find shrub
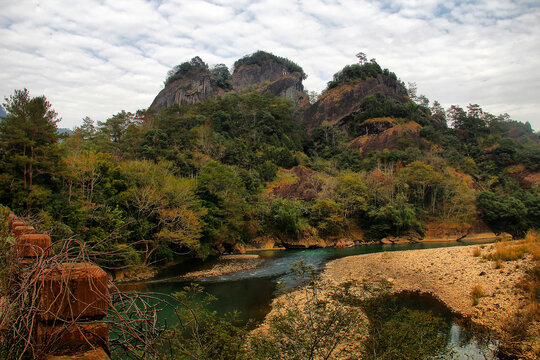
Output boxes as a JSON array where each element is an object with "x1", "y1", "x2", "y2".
[
  {"x1": 245, "y1": 261, "x2": 366, "y2": 359},
  {"x1": 360, "y1": 292, "x2": 451, "y2": 360},
  {"x1": 165, "y1": 284, "x2": 250, "y2": 360},
  {"x1": 309, "y1": 199, "x2": 345, "y2": 237}
]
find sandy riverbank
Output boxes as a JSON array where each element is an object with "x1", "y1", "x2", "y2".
[
  {"x1": 323, "y1": 245, "x2": 539, "y2": 358},
  {"x1": 175, "y1": 258, "x2": 263, "y2": 280},
  {"x1": 113, "y1": 255, "x2": 263, "y2": 283}
]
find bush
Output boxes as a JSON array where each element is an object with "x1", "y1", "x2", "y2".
[
  {"x1": 360, "y1": 292, "x2": 451, "y2": 360},
  {"x1": 477, "y1": 191, "x2": 529, "y2": 239},
  {"x1": 245, "y1": 261, "x2": 365, "y2": 359},
  {"x1": 365, "y1": 195, "x2": 424, "y2": 239},
  {"x1": 487, "y1": 241, "x2": 530, "y2": 261},
  {"x1": 364, "y1": 308, "x2": 449, "y2": 360},
  {"x1": 165, "y1": 284, "x2": 250, "y2": 360}
]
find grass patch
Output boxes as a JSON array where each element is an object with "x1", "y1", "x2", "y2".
[
  {"x1": 488, "y1": 230, "x2": 540, "y2": 357},
  {"x1": 471, "y1": 284, "x2": 486, "y2": 306},
  {"x1": 485, "y1": 231, "x2": 539, "y2": 262},
  {"x1": 518, "y1": 263, "x2": 540, "y2": 319},
  {"x1": 472, "y1": 246, "x2": 481, "y2": 257},
  {"x1": 487, "y1": 242, "x2": 529, "y2": 261}
]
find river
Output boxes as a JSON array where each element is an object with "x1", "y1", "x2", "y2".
[{"x1": 119, "y1": 239, "x2": 499, "y2": 359}]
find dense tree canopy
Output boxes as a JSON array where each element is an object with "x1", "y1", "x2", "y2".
[
  {"x1": 234, "y1": 50, "x2": 306, "y2": 79},
  {"x1": 165, "y1": 56, "x2": 210, "y2": 86},
  {"x1": 1, "y1": 57, "x2": 538, "y2": 270},
  {"x1": 326, "y1": 60, "x2": 397, "y2": 91},
  {"x1": 0, "y1": 89, "x2": 62, "y2": 211}
]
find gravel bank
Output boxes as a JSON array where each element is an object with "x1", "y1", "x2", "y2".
[
  {"x1": 176, "y1": 258, "x2": 263, "y2": 280},
  {"x1": 323, "y1": 245, "x2": 538, "y2": 356}
]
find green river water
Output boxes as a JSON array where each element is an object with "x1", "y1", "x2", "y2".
[{"x1": 119, "y1": 239, "x2": 501, "y2": 359}]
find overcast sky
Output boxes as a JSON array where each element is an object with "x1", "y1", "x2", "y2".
[{"x1": 1, "y1": 0, "x2": 539, "y2": 130}]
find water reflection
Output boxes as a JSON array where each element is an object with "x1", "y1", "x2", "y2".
[
  {"x1": 362, "y1": 291, "x2": 498, "y2": 360},
  {"x1": 118, "y1": 239, "x2": 499, "y2": 356}
]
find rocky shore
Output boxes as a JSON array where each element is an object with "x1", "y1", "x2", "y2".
[{"x1": 323, "y1": 245, "x2": 539, "y2": 358}]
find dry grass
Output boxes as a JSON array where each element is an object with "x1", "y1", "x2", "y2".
[
  {"x1": 518, "y1": 263, "x2": 540, "y2": 319},
  {"x1": 525, "y1": 230, "x2": 540, "y2": 260},
  {"x1": 471, "y1": 283, "x2": 486, "y2": 306},
  {"x1": 472, "y1": 246, "x2": 481, "y2": 257},
  {"x1": 486, "y1": 230, "x2": 539, "y2": 320},
  {"x1": 487, "y1": 242, "x2": 529, "y2": 261},
  {"x1": 485, "y1": 231, "x2": 540, "y2": 262}
]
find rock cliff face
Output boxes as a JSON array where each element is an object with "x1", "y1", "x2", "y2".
[
  {"x1": 300, "y1": 74, "x2": 408, "y2": 132},
  {"x1": 150, "y1": 55, "x2": 307, "y2": 111},
  {"x1": 150, "y1": 74, "x2": 224, "y2": 110},
  {"x1": 232, "y1": 62, "x2": 305, "y2": 104}
]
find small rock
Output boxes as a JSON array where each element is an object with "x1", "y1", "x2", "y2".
[{"x1": 479, "y1": 271, "x2": 486, "y2": 276}]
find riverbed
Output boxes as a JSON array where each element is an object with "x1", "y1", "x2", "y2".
[{"x1": 118, "y1": 239, "x2": 498, "y2": 325}]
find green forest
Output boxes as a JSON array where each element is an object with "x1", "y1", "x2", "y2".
[{"x1": 1, "y1": 56, "x2": 539, "y2": 270}]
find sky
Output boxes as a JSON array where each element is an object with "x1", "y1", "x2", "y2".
[{"x1": 1, "y1": 0, "x2": 539, "y2": 130}]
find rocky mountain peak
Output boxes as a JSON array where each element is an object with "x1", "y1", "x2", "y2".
[
  {"x1": 232, "y1": 51, "x2": 306, "y2": 104},
  {"x1": 300, "y1": 73, "x2": 408, "y2": 133},
  {"x1": 149, "y1": 51, "x2": 308, "y2": 111},
  {"x1": 149, "y1": 57, "x2": 225, "y2": 110}
]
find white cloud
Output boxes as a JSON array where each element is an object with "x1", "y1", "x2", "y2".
[{"x1": 0, "y1": 0, "x2": 539, "y2": 130}]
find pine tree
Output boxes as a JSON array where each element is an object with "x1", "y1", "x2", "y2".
[{"x1": 0, "y1": 89, "x2": 61, "y2": 210}]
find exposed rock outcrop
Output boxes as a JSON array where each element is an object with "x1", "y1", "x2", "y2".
[
  {"x1": 300, "y1": 74, "x2": 408, "y2": 132},
  {"x1": 278, "y1": 225, "x2": 331, "y2": 249},
  {"x1": 232, "y1": 62, "x2": 305, "y2": 104},
  {"x1": 150, "y1": 74, "x2": 224, "y2": 110},
  {"x1": 150, "y1": 52, "x2": 307, "y2": 111}
]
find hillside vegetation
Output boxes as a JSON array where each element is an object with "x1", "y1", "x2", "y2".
[{"x1": 1, "y1": 55, "x2": 539, "y2": 270}]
